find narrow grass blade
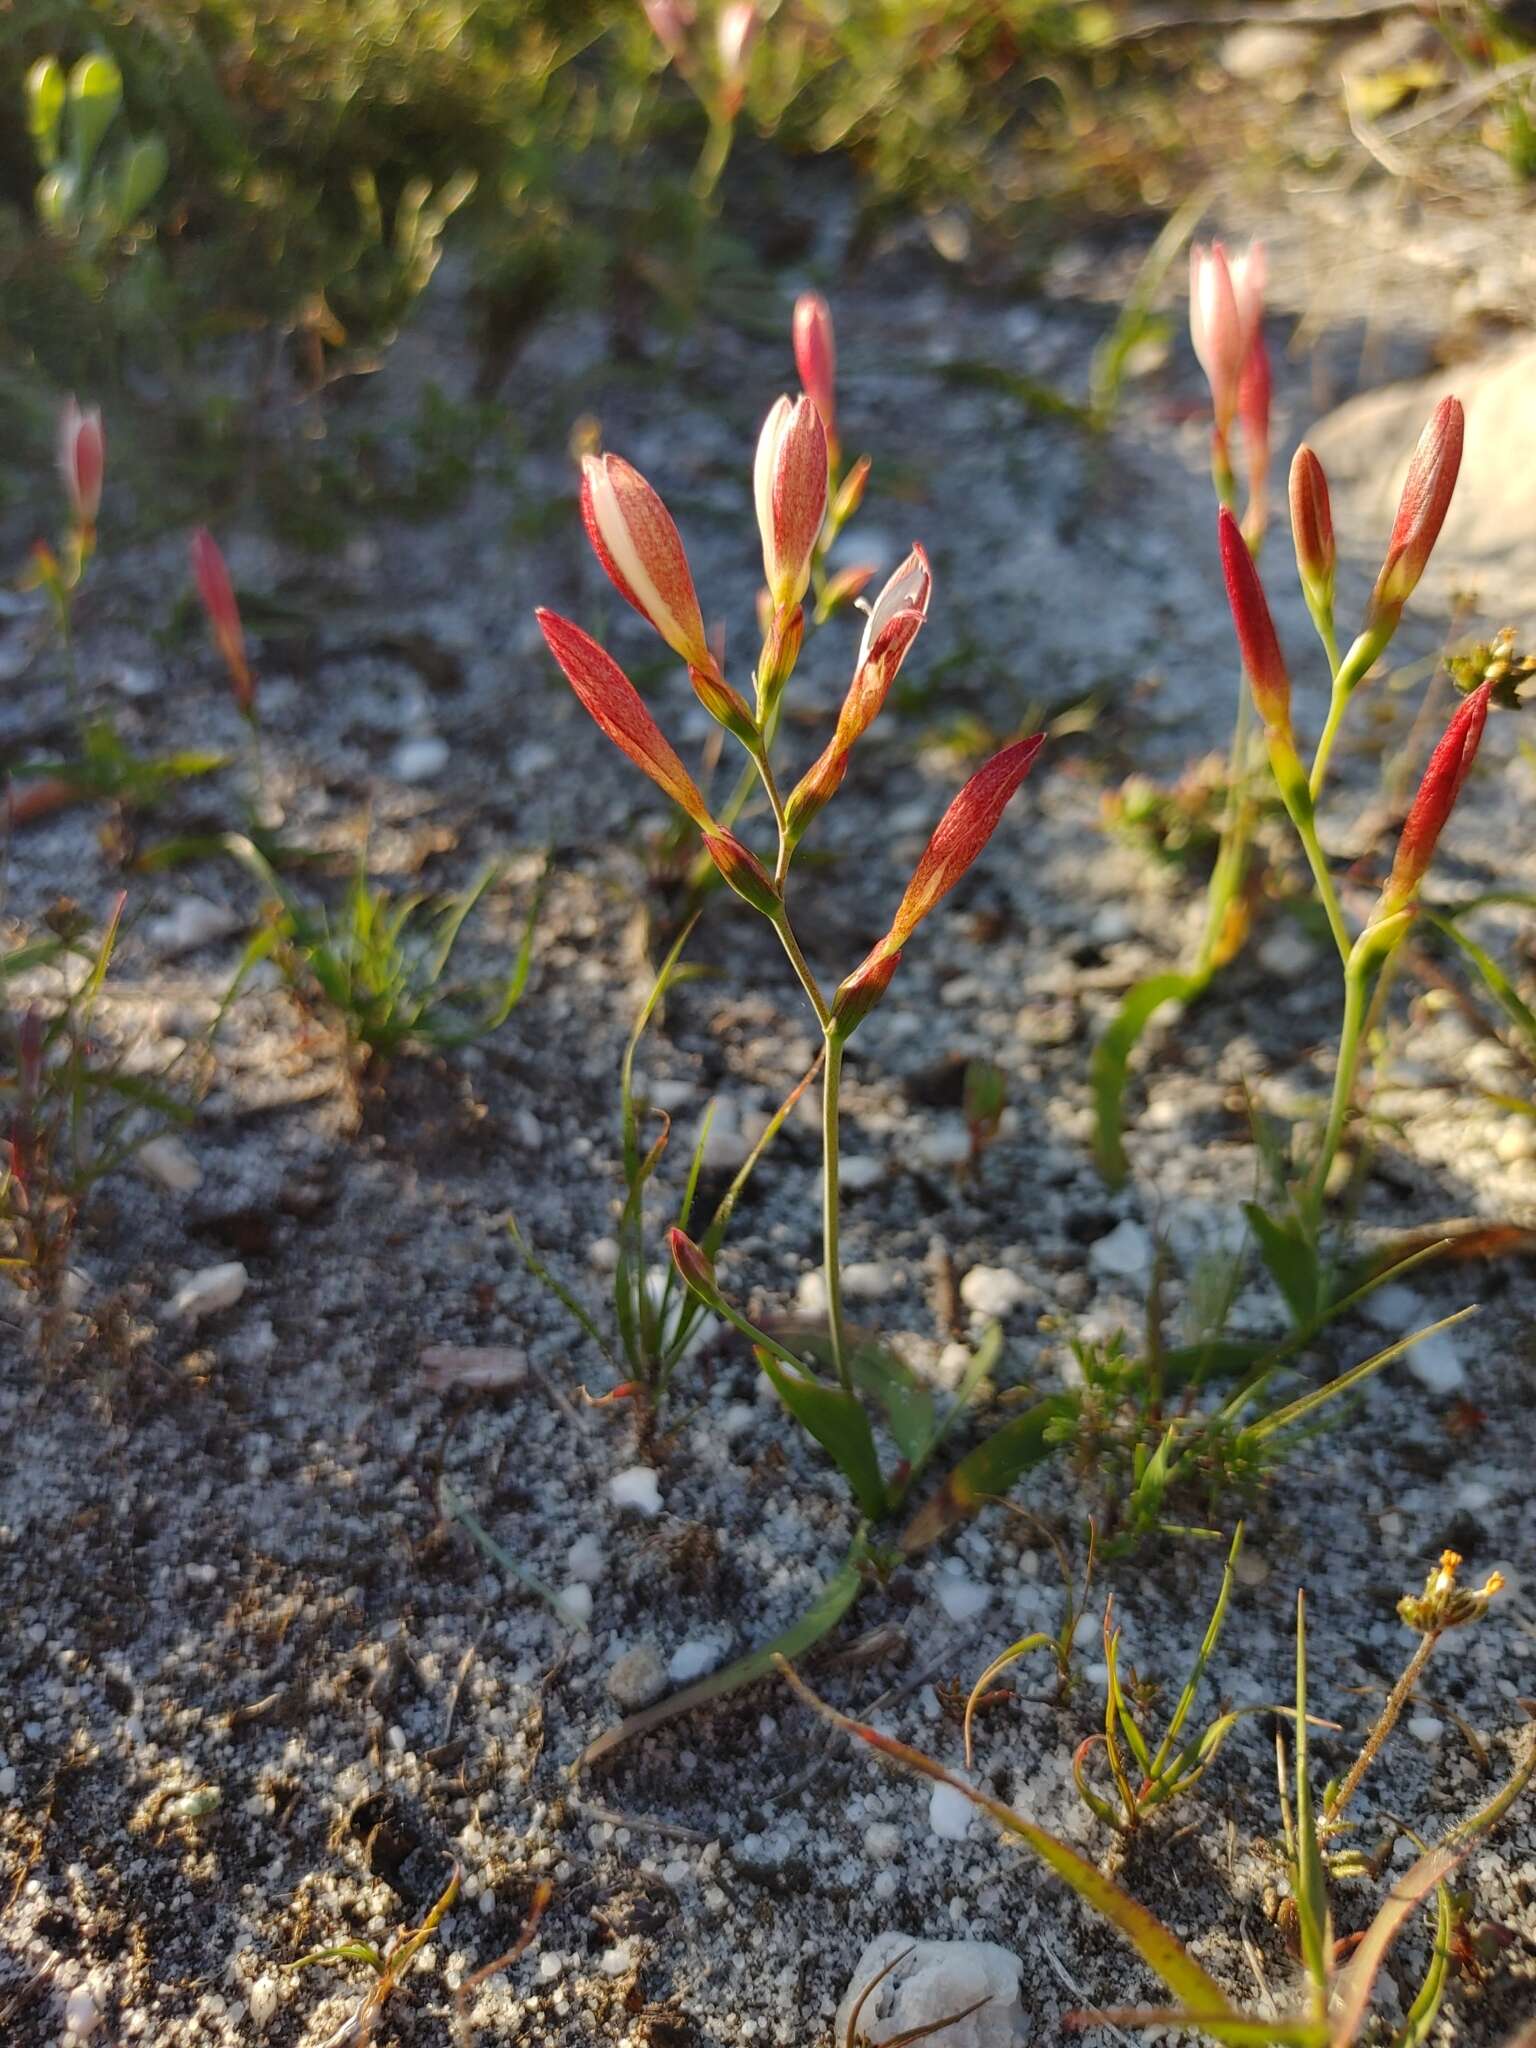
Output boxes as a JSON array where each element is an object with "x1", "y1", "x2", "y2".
[
  {"x1": 1389, "y1": 1880, "x2": 1453, "y2": 2048},
  {"x1": 1148, "y1": 1523, "x2": 1243, "y2": 1779},
  {"x1": 778, "y1": 1661, "x2": 1240, "y2": 2019},
  {"x1": 579, "y1": 1539, "x2": 868, "y2": 1768},
  {"x1": 1092, "y1": 971, "x2": 1201, "y2": 1187},
  {"x1": 1078, "y1": 2014, "x2": 1327, "y2": 2046},
  {"x1": 506, "y1": 1211, "x2": 614, "y2": 1365},
  {"x1": 1326, "y1": 1844, "x2": 1461, "y2": 2048},
  {"x1": 1249, "y1": 1308, "x2": 1477, "y2": 1442},
  {"x1": 901, "y1": 1395, "x2": 1077, "y2": 1553},
  {"x1": 439, "y1": 1481, "x2": 588, "y2": 1630},
  {"x1": 1424, "y1": 908, "x2": 1536, "y2": 1057},
  {"x1": 1292, "y1": 1593, "x2": 1333, "y2": 2012}
]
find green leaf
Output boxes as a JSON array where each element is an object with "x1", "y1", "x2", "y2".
[
  {"x1": 1244, "y1": 1202, "x2": 1320, "y2": 1328},
  {"x1": 901, "y1": 1395, "x2": 1078, "y2": 1552},
  {"x1": 105, "y1": 133, "x2": 168, "y2": 226},
  {"x1": 26, "y1": 57, "x2": 65, "y2": 168},
  {"x1": 784, "y1": 1327, "x2": 934, "y2": 1467},
  {"x1": 780, "y1": 1664, "x2": 1241, "y2": 2021},
  {"x1": 579, "y1": 1538, "x2": 868, "y2": 1768},
  {"x1": 67, "y1": 52, "x2": 123, "y2": 177},
  {"x1": 1092, "y1": 972, "x2": 1202, "y2": 1187},
  {"x1": 37, "y1": 164, "x2": 83, "y2": 234},
  {"x1": 1087, "y1": 2015, "x2": 1327, "y2": 2046},
  {"x1": 757, "y1": 1348, "x2": 888, "y2": 1521}
]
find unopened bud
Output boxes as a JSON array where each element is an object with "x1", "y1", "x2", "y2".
[
  {"x1": 1288, "y1": 445, "x2": 1336, "y2": 619},
  {"x1": 1372, "y1": 680, "x2": 1491, "y2": 923},
  {"x1": 754, "y1": 396, "x2": 829, "y2": 611},
  {"x1": 792, "y1": 291, "x2": 837, "y2": 462},
  {"x1": 704, "y1": 830, "x2": 779, "y2": 917},
  {"x1": 756, "y1": 603, "x2": 804, "y2": 708},
  {"x1": 1367, "y1": 397, "x2": 1464, "y2": 630},
  {"x1": 1218, "y1": 507, "x2": 1291, "y2": 737}
]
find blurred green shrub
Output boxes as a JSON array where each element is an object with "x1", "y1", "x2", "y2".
[{"x1": 0, "y1": 3, "x2": 1190, "y2": 395}]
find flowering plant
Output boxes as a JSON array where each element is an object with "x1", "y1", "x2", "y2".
[
  {"x1": 1219, "y1": 397, "x2": 1487, "y2": 1319},
  {"x1": 536, "y1": 293, "x2": 1043, "y2": 1520}
]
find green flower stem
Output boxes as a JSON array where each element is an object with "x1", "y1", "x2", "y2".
[
  {"x1": 821, "y1": 1030, "x2": 851, "y2": 1395},
  {"x1": 1192, "y1": 680, "x2": 1256, "y2": 981},
  {"x1": 1308, "y1": 634, "x2": 1380, "y2": 799},
  {"x1": 1287, "y1": 797, "x2": 1354, "y2": 971},
  {"x1": 1307, "y1": 955, "x2": 1369, "y2": 1224},
  {"x1": 768, "y1": 906, "x2": 831, "y2": 1032},
  {"x1": 692, "y1": 108, "x2": 735, "y2": 208}
]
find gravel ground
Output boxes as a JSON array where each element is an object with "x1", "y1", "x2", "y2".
[{"x1": 3, "y1": 185, "x2": 1536, "y2": 2047}]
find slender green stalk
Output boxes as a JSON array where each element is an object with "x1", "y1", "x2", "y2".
[
  {"x1": 1309, "y1": 692, "x2": 1350, "y2": 801},
  {"x1": 692, "y1": 110, "x2": 734, "y2": 206},
  {"x1": 1193, "y1": 682, "x2": 1256, "y2": 979},
  {"x1": 1308, "y1": 958, "x2": 1369, "y2": 1221},
  {"x1": 821, "y1": 1031, "x2": 851, "y2": 1395},
  {"x1": 1289, "y1": 805, "x2": 1354, "y2": 969},
  {"x1": 769, "y1": 908, "x2": 831, "y2": 1031}
]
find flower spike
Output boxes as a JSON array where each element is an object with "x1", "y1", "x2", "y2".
[
  {"x1": 1374, "y1": 680, "x2": 1491, "y2": 922},
  {"x1": 581, "y1": 453, "x2": 717, "y2": 676},
  {"x1": 190, "y1": 528, "x2": 254, "y2": 715},
  {"x1": 832, "y1": 734, "x2": 1043, "y2": 1033},
  {"x1": 754, "y1": 395, "x2": 828, "y2": 612},
  {"x1": 1218, "y1": 507, "x2": 1291, "y2": 739},
  {"x1": 1368, "y1": 396, "x2": 1464, "y2": 626},
  {"x1": 58, "y1": 397, "x2": 105, "y2": 536},
  {"x1": 536, "y1": 609, "x2": 711, "y2": 827},
  {"x1": 792, "y1": 292, "x2": 838, "y2": 463}
]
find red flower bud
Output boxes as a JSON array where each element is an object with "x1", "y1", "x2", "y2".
[
  {"x1": 536, "y1": 608, "x2": 711, "y2": 827},
  {"x1": 792, "y1": 292, "x2": 837, "y2": 459},
  {"x1": 581, "y1": 453, "x2": 716, "y2": 675},
  {"x1": 1288, "y1": 445, "x2": 1335, "y2": 613},
  {"x1": 702, "y1": 829, "x2": 779, "y2": 917},
  {"x1": 688, "y1": 663, "x2": 757, "y2": 745},
  {"x1": 190, "y1": 528, "x2": 254, "y2": 715},
  {"x1": 1369, "y1": 397, "x2": 1463, "y2": 622},
  {"x1": 754, "y1": 395, "x2": 828, "y2": 611},
  {"x1": 1218, "y1": 506, "x2": 1291, "y2": 736},
  {"x1": 786, "y1": 546, "x2": 931, "y2": 841},
  {"x1": 667, "y1": 1225, "x2": 722, "y2": 1304},
  {"x1": 1375, "y1": 680, "x2": 1491, "y2": 920},
  {"x1": 58, "y1": 397, "x2": 104, "y2": 534},
  {"x1": 832, "y1": 734, "x2": 1043, "y2": 1032}
]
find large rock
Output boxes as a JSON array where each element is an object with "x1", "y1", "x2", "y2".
[
  {"x1": 1307, "y1": 343, "x2": 1536, "y2": 629},
  {"x1": 836, "y1": 1934, "x2": 1028, "y2": 2048}
]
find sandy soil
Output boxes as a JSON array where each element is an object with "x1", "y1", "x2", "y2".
[{"x1": 3, "y1": 183, "x2": 1536, "y2": 2046}]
